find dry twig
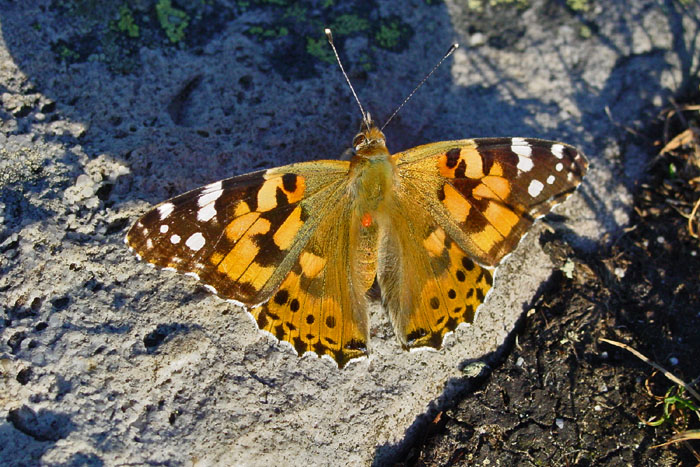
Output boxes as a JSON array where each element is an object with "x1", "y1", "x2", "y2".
[
  {"x1": 599, "y1": 338, "x2": 700, "y2": 402},
  {"x1": 690, "y1": 197, "x2": 700, "y2": 239}
]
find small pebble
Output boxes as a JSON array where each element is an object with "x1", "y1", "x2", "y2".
[
  {"x1": 555, "y1": 418, "x2": 565, "y2": 429},
  {"x1": 469, "y1": 33, "x2": 486, "y2": 47}
]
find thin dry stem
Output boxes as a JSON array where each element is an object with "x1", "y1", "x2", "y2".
[
  {"x1": 690, "y1": 197, "x2": 700, "y2": 239},
  {"x1": 599, "y1": 338, "x2": 700, "y2": 402}
]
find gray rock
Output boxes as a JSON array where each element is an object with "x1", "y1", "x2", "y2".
[{"x1": 0, "y1": 0, "x2": 696, "y2": 465}]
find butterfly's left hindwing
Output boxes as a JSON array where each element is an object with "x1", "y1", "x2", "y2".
[{"x1": 249, "y1": 195, "x2": 376, "y2": 367}]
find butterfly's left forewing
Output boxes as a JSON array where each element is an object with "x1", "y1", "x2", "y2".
[{"x1": 126, "y1": 161, "x2": 351, "y2": 305}]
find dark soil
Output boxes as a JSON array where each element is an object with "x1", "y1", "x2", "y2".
[{"x1": 398, "y1": 103, "x2": 700, "y2": 465}]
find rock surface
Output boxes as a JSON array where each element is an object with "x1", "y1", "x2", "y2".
[{"x1": 1, "y1": 0, "x2": 696, "y2": 465}]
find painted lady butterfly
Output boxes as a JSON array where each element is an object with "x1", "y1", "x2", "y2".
[{"x1": 125, "y1": 33, "x2": 588, "y2": 368}]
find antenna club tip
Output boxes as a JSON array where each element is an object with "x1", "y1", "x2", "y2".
[
  {"x1": 324, "y1": 28, "x2": 333, "y2": 39},
  {"x1": 453, "y1": 43, "x2": 460, "y2": 49}
]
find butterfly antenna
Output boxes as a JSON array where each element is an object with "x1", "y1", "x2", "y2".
[
  {"x1": 381, "y1": 43, "x2": 460, "y2": 131},
  {"x1": 325, "y1": 28, "x2": 370, "y2": 126}
]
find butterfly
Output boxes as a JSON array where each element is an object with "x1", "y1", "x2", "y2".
[
  {"x1": 125, "y1": 33, "x2": 588, "y2": 368},
  {"x1": 125, "y1": 111, "x2": 587, "y2": 367}
]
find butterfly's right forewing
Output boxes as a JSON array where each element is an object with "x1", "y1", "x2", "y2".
[{"x1": 394, "y1": 138, "x2": 588, "y2": 266}]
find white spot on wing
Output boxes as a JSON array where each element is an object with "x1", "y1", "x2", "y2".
[
  {"x1": 185, "y1": 232, "x2": 206, "y2": 251},
  {"x1": 555, "y1": 162, "x2": 564, "y2": 172},
  {"x1": 198, "y1": 181, "x2": 223, "y2": 205},
  {"x1": 197, "y1": 204, "x2": 217, "y2": 222},
  {"x1": 528, "y1": 179, "x2": 544, "y2": 197},
  {"x1": 158, "y1": 202, "x2": 175, "y2": 219},
  {"x1": 512, "y1": 138, "x2": 533, "y2": 172},
  {"x1": 552, "y1": 144, "x2": 565, "y2": 159},
  {"x1": 160, "y1": 224, "x2": 169, "y2": 233},
  {"x1": 146, "y1": 239, "x2": 153, "y2": 249},
  {"x1": 546, "y1": 175, "x2": 556, "y2": 185},
  {"x1": 511, "y1": 138, "x2": 532, "y2": 157},
  {"x1": 517, "y1": 155, "x2": 534, "y2": 172},
  {"x1": 170, "y1": 234, "x2": 181, "y2": 244}
]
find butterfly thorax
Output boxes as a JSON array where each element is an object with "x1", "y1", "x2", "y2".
[{"x1": 348, "y1": 122, "x2": 394, "y2": 217}]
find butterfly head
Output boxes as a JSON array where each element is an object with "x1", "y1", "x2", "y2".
[{"x1": 352, "y1": 113, "x2": 388, "y2": 158}]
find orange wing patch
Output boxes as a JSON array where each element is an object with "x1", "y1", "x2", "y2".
[
  {"x1": 438, "y1": 146, "x2": 485, "y2": 179},
  {"x1": 257, "y1": 173, "x2": 306, "y2": 212},
  {"x1": 273, "y1": 205, "x2": 304, "y2": 250}
]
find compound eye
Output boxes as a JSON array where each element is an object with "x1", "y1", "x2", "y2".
[{"x1": 353, "y1": 134, "x2": 367, "y2": 149}]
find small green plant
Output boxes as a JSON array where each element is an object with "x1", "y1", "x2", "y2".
[
  {"x1": 668, "y1": 162, "x2": 677, "y2": 179},
  {"x1": 330, "y1": 14, "x2": 369, "y2": 36},
  {"x1": 247, "y1": 25, "x2": 289, "y2": 38},
  {"x1": 375, "y1": 23, "x2": 401, "y2": 49},
  {"x1": 156, "y1": 0, "x2": 190, "y2": 43},
  {"x1": 117, "y1": 5, "x2": 139, "y2": 38},
  {"x1": 374, "y1": 17, "x2": 412, "y2": 51},
  {"x1": 642, "y1": 379, "x2": 699, "y2": 433},
  {"x1": 566, "y1": 0, "x2": 591, "y2": 12},
  {"x1": 579, "y1": 24, "x2": 592, "y2": 39},
  {"x1": 58, "y1": 45, "x2": 80, "y2": 62}
]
